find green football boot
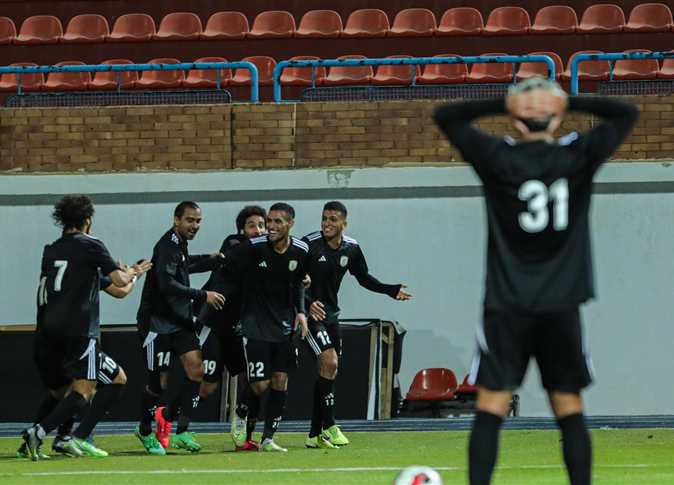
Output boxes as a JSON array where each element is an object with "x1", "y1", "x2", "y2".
[
  {"x1": 305, "y1": 434, "x2": 337, "y2": 449},
  {"x1": 72, "y1": 437, "x2": 108, "y2": 457},
  {"x1": 230, "y1": 413, "x2": 247, "y2": 448},
  {"x1": 171, "y1": 432, "x2": 201, "y2": 452},
  {"x1": 134, "y1": 426, "x2": 166, "y2": 456},
  {"x1": 261, "y1": 439, "x2": 288, "y2": 452},
  {"x1": 52, "y1": 435, "x2": 84, "y2": 457},
  {"x1": 322, "y1": 425, "x2": 349, "y2": 446}
]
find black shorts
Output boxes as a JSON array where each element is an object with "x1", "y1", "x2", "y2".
[
  {"x1": 198, "y1": 324, "x2": 246, "y2": 383},
  {"x1": 244, "y1": 338, "x2": 297, "y2": 382},
  {"x1": 34, "y1": 332, "x2": 100, "y2": 390},
  {"x1": 305, "y1": 319, "x2": 342, "y2": 357},
  {"x1": 471, "y1": 307, "x2": 593, "y2": 393},
  {"x1": 140, "y1": 327, "x2": 200, "y2": 373},
  {"x1": 97, "y1": 351, "x2": 121, "y2": 385}
]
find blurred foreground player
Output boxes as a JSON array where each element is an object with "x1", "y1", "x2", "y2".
[{"x1": 434, "y1": 78, "x2": 638, "y2": 485}]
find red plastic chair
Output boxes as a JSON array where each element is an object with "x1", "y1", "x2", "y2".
[
  {"x1": 14, "y1": 15, "x2": 62, "y2": 44},
  {"x1": 183, "y1": 57, "x2": 231, "y2": 88},
  {"x1": 154, "y1": 12, "x2": 202, "y2": 40},
  {"x1": 560, "y1": 51, "x2": 610, "y2": 81},
  {"x1": 418, "y1": 54, "x2": 468, "y2": 84},
  {"x1": 43, "y1": 61, "x2": 91, "y2": 91},
  {"x1": 406, "y1": 368, "x2": 458, "y2": 402},
  {"x1": 230, "y1": 56, "x2": 276, "y2": 86},
  {"x1": 0, "y1": 16, "x2": 16, "y2": 44},
  {"x1": 280, "y1": 55, "x2": 326, "y2": 86},
  {"x1": 247, "y1": 11, "x2": 295, "y2": 39},
  {"x1": 467, "y1": 53, "x2": 513, "y2": 83},
  {"x1": 342, "y1": 9, "x2": 389, "y2": 38},
  {"x1": 657, "y1": 58, "x2": 674, "y2": 79},
  {"x1": 89, "y1": 59, "x2": 137, "y2": 90},
  {"x1": 62, "y1": 14, "x2": 109, "y2": 43},
  {"x1": 625, "y1": 3, "x2": 673, "y2": 32},
  {"x1": 516, "y1": 51, "x2": 564, "y2": 81},
  {"x1": 388, "y1": 8, "x2": 436, "y2": 37},
  {"x1": 372, "y1": 55, "x2": 421, "y2": 85},
  {"x1": 436, "y1": 8, "x2": 483, "y2": 36},
  {"x1": 201, "y1": 11, "x2": 248, "y2": 40},
  {"x1": 612, "y1": 49, "x2": 659, "y2": 80},
  {"x1": 295, "y1": 10, "x2": 342, "y2": 38},
  {"x1": 456, "y1": 374, "x2": 478, "y2": 395},
  {"x1": 0, "y1": 62, "x2": 44, "y2": 92},
  {"x1": 530, "y1": 5, "x2": 578, "y2": 34},
  {"x1": 108, "y1": 13, "x2": 156, "y2": 42},
  {"x1": 578, "y1": 4, "x2": 625, "y2": 33},
  {"x1": 323, "y1": 55, "x2": 374, "y2": 85},
  {"x1": 483, "y1": 6, "x2": 530, "y2": 35},
  {"x1": 135, "y1": 58, "x2": 184, "y2": 89}
]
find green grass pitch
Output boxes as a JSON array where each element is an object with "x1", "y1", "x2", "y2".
[{"x1": 1, "y1": 429, "x2": 673, "y2": 484}]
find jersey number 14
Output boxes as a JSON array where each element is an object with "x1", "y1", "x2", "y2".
[{"x1": 518, "y1": 179, "x2": 569, "y2": 233}]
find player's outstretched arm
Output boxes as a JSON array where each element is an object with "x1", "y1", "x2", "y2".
[
  {"x1": 350, "y1": 246, "x2": 411, "y2": 301},
  {"x1": 104, "y1": 259, "x2": 152, "y2": 298},
  {"x1": 188, "y1": 252, "x2": 225, "y2": 274}
]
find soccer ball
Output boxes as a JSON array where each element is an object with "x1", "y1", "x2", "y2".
[{"x1": 393, "y1": 466, "x2": 443, "y2": 485}]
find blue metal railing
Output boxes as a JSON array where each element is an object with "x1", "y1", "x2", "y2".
[
  {"x1": 0, "y1": 61, "x2": 260, "y2": 102},
  {"x1": 570, "y1": 51, "x2": 674, "y2": 95},
  {"x1": 272, "y1": 55, "x2": 557, "y2": 102}
]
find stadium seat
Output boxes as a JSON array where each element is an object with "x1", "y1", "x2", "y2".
[
  {"x1": 418, "y1": 54, "x2": 468, "y2": 84},
  {"x1": 0, "y1": 62, "x2": 44, "y2": 92},
  {"x1": 466, "y1": 53, "x2": 513, "y2": 83},
  {"x1": 560, "y1": 50, "x2": 610, "y2": 81},
  {"x1": 657, "y1": 58, "x2": 674, "y2": 79},
  {"x1": 456, "y1": 375, "x2": 478, "y2": 396},
  {"x1": 625, "y1": 3, "x2": 673, "y2": 32},
  {"x1": 154, "y1": 12, "x2": 202, "y2": 40},
  {"x1": 108, "y1": 13, "x2": 156, "y2": 42},
  {"x1": 483, "y1": 7, "x2": 530, "y2": 35},
  {"x1": 280, "y1": 55, "x2": 326, "y2": 86},
  {"x1": 388, "y1": 8, "x2": 436, "y2": 37},
  {"x1": 230, "y1": 56, "x2": 276, "y2": 86},
  {"x1": 14, "y1": 15, "x2": 62, "y2": 44},
  {"x1": 372, "y1": 55, "x2": 422, "y2": 85},
  {"x1": 341, "y1": 9, "x2": 390, "y2": 38},
  {"x1": 436, "y1": 8, "x2": 484, "y2": 36},
  {"x1": 516, "y1": 51, "x2": 564, "y2": 81},
  {"x1": 323, "y1": 55, "x2": 374, "y2": 85},
  {"x1": 201, "y1": 11, "x2": 248, "y2": 40},
  {"x1": 612, "y1": 49, "x2": 659, "y2": 80},
  {"x1": 0, "y1": 16, "x2": 16, "y2": 44},
  {"x1": 134, "y1": 58, "x2": 184, "y2": 89},
  {"x1": 577, "y1": 4, "x2": 625, "y2": 33},
  {"x1": 62, "y1": 14, "x2": 109, "y2": 43},
  {"x1": 89, "y1": 59, "x2": 137, "y2": 90},
  {"x1": 43, "y1": 61, "x2": 91, "y2": 91},
  {"x1": 183, "y1": 56, "x2": 231, "y2": 88},
  {"x1": 247, "y1": 11, "x2": 295, "y2": 39},
  {"x1": 405, "y1": 368, "x2": 457, "y2": 402},
  {"x1": 295, "y1": 10, "x2": 342, "y2": 38},
  {"x1": 530, "y1": 5, "x2": 578, "y2": 34}
]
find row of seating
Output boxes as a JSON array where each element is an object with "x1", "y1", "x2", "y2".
[
  {"x1": 3, "y1": 50, "x2": 670, "y2": 92},
  {"x1": 0, "y1": 3, "x2": 672, "y2": 45}
]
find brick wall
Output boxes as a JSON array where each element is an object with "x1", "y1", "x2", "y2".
[{"x1": 0, "y1": 96, "x2": 672, "y2": 173}]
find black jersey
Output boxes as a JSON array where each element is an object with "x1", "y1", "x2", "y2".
[
  {"x1": 36, "y1": 233, "x2": 118, "y2": 338},
  {"x1": 302, "y1": 231, "x2": 401, "y2": 323},
  {"x1": 211, "y1": 235, "x2": 308, "y2": 343},
  {"x1": 434, "y1": 96, "x2": 638, "y2": 312}
]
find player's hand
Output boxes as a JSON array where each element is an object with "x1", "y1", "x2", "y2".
[
  {"x1": 132, "y1": 259, "x2": 152, "y2": 277},
  {"x1": 212, "y1": 252, "x2": 225, "y2": 260},
  {"x1": 396, "y1": 285, "x2": 412, "y2": 301},
  {"x1": 302, "y1": 274, "x2": 312, "y2": 289},
  {"x1": 309, "y1": 300, "x2": 327, "y2": 321},
  {"x1": 206, "y1": 291, "x2": 226, "y2": 310},
  {"x1": 295, "y1": 312, "x2": 308, "y2": 338}
]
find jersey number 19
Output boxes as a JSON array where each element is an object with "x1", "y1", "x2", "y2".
[{"x1": 518, "y1": 179, "x2": 569, "y2": 233}]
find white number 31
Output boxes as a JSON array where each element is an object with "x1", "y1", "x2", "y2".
[{"x1": 518, "y1": 178, "x2": 569, "y2": 233}]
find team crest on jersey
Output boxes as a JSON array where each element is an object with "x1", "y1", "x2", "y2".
[
  {"x1": 288, "y1": 260, "x2": 298, "y2": 271},
  {"x1": 340, "y1": 256, "x2": 349, "y2": 267}
]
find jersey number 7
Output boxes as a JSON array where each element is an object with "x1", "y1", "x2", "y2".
[
  {"x1": 518, "y1": 179, "x2": 569, "y2": 233},
  {"x1": 37, "y1": 260, "x2": 69, "y2": 306}
]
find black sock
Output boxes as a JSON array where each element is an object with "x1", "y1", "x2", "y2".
[
  {"x1": 469, "y1": 411, "x2": 503, "y2": 485},
  {"x1": 39, "y1": 391, "x2": 89, "y2": 435},
  {"x1": 57, "y1": 417, "x2": 75, "y2": 437},
  {"x1": 73, "y1": 384, "x2": 125, "y2": 440},
  {"x1": 262, "y1": 389, "x2": 286, "y2": 441},
  {"x1": 166, "y1": 378, "x2": 201, "y2": 424},
  {"x1": 558, "y1": 413, "x2": 592, "y2": 485},
  {"x1": 318, "y1": 376, "x2": 336, "y2": 430},
  {"x1": 309, "y1": 382, "x2": 322, "y2": 438},
  {"x1": 33, "y1": 394, "x2": 59, "y2": 425},
  {"x1": 139, "y1": 386, "x2": 159, "y2": 436},
  {"x1": 246, "y1": 394, "x2": 260, "y2": 440}
]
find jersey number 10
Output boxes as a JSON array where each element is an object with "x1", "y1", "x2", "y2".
[{"x1": 518, "y1": 179, "x2": 569, "y2": 233}]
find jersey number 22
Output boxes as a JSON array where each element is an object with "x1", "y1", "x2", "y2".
[{"x1": 518, "y1": 179, "x2": 568, "y2": 233}]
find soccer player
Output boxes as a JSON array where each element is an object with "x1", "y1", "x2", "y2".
[
  {"x1": 303, "y1": 201, "x2": 412, "y2": 449},
  {"x1": 21, "y1": 195, "x2": 138, "y2": 461},
  {"x1": 210, "y1": 202, "x2": 309, "y2": 452},
  {"x1": 433, "y1": 77, "x2": 638, "y2": 485},
  {"x1": 135, "y1": 201, "x2": 225, "y2": 455}
]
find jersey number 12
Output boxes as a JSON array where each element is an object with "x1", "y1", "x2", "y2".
[{"x1": 518, "y1": 179, "x2": 569, "y2": 233}]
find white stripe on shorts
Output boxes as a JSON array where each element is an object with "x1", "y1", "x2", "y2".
[
  {"x1": 468, "y1": 353, "x2": 481, "y2": 386},
  {"x1": 305, "y1": 332, "x2": 322, "y2": 356},
  {"x1": 197, "y1": 326, "x2": 211, "y2": 348}
]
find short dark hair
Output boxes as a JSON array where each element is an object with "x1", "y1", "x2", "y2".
[
  {"x1": 174, "y1": 201, "x2": 200, "y2": 218},
  {"x1": 323, "y1": 201, "x2": 347, "y2": 217},
  {"x1": 269, "y1": 202, "x2": 295, "y2": 220},
  {"x1": 236, "y1": 205, "x2": 266, "y2": 232},
  {"x1": 52, "y1": 195, "x2": 95, "y2": 230}
]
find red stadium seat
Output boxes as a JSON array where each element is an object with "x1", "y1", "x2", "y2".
[
  {"x1": 418, "y1": 54, "x2": 468, "y2": 84},
  {"x1": 483, "y1": 7, "x2": 530, "y2": 35},
  {"x1": 230, "y1": 56, "x2": 276, "y2": 86},
  {"x1": 183, "y1": 57, "x2": 231, "y2": 88},
  {"x1": 341, "y1": 9, "x2": 389, "y2": 38},
  {"x1": 201, "y1": 11, "x2": 248, "y2": 40},
  {"x1": 530, "y1": 5, "x2": 578, "y2": 34},
  {"x1": 108, "y1": 14, "x2": 156, "y2": 42},
  {"x1": 154, "y1": 12, "x2": 202, "y2": 40},
  {"x1": 625, "y1": 3, "x2": 673, "y2": 32},
  {"x1": 14, "y1": 15, "x2": 62, "y2": 44},
  {"x1": 135, "y1": 58, "x2": 184, "y2": 89},
  {"x1": 0, "y1": 16, "x2": 16, "y2": 44},
  {"x1": 62, "y1": 14, "x2": 109, "y2": 43},
  {"x1": 516, "y1": 51, "x2": 564, "y2": 81},
  {"x1": 406, "y1": 368, "x2": 458, "y2": 402},
  {"x1": 247, "y1": 11, "x2": 295, "y2": 39},
  {"x1": 436, "y1": 8, "x2": 483, "y2": 36},
  {"x1": 43, "y1": 61, "x2": 91, "y2": 91},
  {"x1": 372, "y1": 55, "x2": 421, "y2": 85},
  {"x1": 280, "y1": 55, "x2": 326, "y2": 86},
  {"x1": 388, "y1": 8, "x2": 436, "y2": 37},
  {"x1": 0, "y1": 62, "x2": 44, "y2": 92},
  {"x1": 323, "y1": 55, "x2": 373, "y2": 85},
  {"x1": 295, "y1": 10, "x2": 342, "y2": 38},
  {"x1": 577, "y1": 4, "x2": 625, "y2": 33},
  {"x1": 467, "y1": 53, "x2": 513, "y2": 83},
  {"x1": 89, "y1": 59, "x2": 137, "y2": 90},
  {"x1": 456, "y1": 375, "x2": 478, "y2": 396},
  {"x1": 657, "y1": 58, "x2": 674, "y2": 79},
  {"x1": 613, "y1": 49, "x2": 659, "y2": 80},
  {"x1": 560, "y1": 50, "x2": 610, "y2": 81}
]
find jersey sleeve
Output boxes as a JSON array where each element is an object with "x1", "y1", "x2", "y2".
[
  {"x1": 293, "y1": 248, "x2": 309, "y2": 314},
  {"x1": 155, "y1": 243, "x2": 206, "y2": 303},
  {"x1": 187, "y1": 254, "x2": 221, "y2": 274},
  {"x1": 98, "y1": 269, "x2": 112, "y2": 291},
  {"x1": 85, "y1": 239, "x2": 119, "y2": 276},
  {"x1": 349, "y1": 245, "x2": 401, "y2": 299},
  {"x1": 213, "y1": 241, "x2": 253, "y2": 298}
]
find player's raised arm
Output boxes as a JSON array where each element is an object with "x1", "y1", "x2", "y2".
[
  {"x1": 103, "y1": 259, "x2": 152, "y2": 298},
  {"x1": 187, "y1": 252, "x2": 225, "y2": 274},
  {"x1": 349, "y1": 245, "x2": 412, "y2": 300}
]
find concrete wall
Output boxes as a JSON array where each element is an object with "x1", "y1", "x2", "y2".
[{"x1": 2, "y1": 163, "x2": 674, "y2": 416}]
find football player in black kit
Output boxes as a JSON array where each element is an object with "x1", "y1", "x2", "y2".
[
  {"x1": 433, "y1": 77, "x2": 638, "y2": 485},
  {"x1": 303, "y1": 201, "x2": 412, "y2": 448},
  {"x1": 21, "y1": 195, "x2": 139, "y2": 461}
]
